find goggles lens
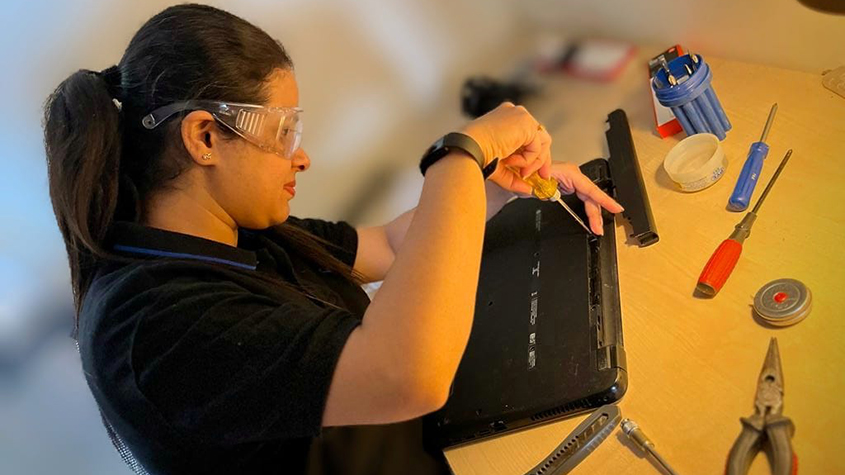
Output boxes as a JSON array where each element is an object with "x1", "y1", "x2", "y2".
[{"x1": 142, "y1": 100, "x2": 303, "y2": 158}]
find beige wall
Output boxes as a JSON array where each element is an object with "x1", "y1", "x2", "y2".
[{"x1": 519, "y1": 0, "x2": 845, "y2": 74}]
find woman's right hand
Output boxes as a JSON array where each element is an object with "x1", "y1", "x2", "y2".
[{"x1": 459, "y1": 102, "x2": 552, "y2": 196}]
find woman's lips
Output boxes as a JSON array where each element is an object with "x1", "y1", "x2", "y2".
[{"x1": 284, "y1": 181, "x2": 296, "y2": 197}]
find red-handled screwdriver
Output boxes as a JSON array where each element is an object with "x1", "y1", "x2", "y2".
[{"x1": 697, "y1": 150, "x2": 792, "y2": 297}]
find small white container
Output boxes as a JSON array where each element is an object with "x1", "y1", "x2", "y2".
[{"x1": 663, "y1": 133, "x2": 727, "y2": 192}]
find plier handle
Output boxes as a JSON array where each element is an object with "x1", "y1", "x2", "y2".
[{"x1": 726, "y1": 338, "x2": 797, "y2": 475}]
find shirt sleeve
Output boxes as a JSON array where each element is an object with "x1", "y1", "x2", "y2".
[
  {"x1": 282, "y1": 216, "x2": 359, "y2": 267},
  {"x1": 129, "y1": 273, "x2": 361, "y2": 444}
]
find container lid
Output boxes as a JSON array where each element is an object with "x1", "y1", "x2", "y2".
[
  {"x1": 663, "y1": 133, "x2": 726, "y2": 192},
  {"x1": 753, "y1": 278, "x2": 812, "y2": 327}
]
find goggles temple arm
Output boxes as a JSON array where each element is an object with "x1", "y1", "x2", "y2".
[{"x1": 142, "y1": 101, "x2": 201, "y2": 130}]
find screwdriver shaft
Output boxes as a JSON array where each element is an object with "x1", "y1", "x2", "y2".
[
  {"x1": 621, "y1": 419, "x2": 680, "y2": 475},
  {"x1": 688, "y1": 49, "x2": 698, "y2": 65},
  {"x1": 648, "y1": 449, "x2": 680, "y2": 475},
  {"x1": 659, "y1": 58, "x2": 678, "y2": 86},
  {"x1": 555, "y1": 198, "x2": 593, "y2": 235},
  {"x1": 759, "y1": 103, "x2": 778, "y2": 143},
  {"x1": 667, "y1": 74, "x2": 678, "y2": 87},
  {"x1": 752, "y1": 149, "x2": 792, "y2": 214}
]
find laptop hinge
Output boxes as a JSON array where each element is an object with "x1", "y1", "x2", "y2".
[{"x1": 597, "y1": 344, "x2": 627, "y2": 371}]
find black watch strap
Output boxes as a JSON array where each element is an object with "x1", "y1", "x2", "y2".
[{"x1": 419, "y1": 132, "x2": 498, "y2": 179}]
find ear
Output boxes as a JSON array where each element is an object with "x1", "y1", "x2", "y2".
[{"x1": 180, "y1": 110, "x2": 221, "y2": 166}]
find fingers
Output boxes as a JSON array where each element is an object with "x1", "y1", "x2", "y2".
[
  {"x1": 504, "y1": 152, "x2": 543, "y2": 180},
  {"x1": 488, "y1": 163, "x2": 533, "y2": 195},
  {"x1": 500, "y1": 125, "x2": 551, "y2": 179},
  {"x1": 502, "y1": 168, "x2": 534, "y2": 195},
  {"x1": 516, "y1": 136, "x2": 543, "y2": 176},
  {"x1": 521, "y1": 127, "x2": 551, "y2": 178},
  {"x1": 577, "y1": 194, "x2": 605, "y2": 235},
  {"x1": 501, "y1": 151, "x2": 534, "y2": 169},
  {"x1": 552, "y1": 162, "x2": 624, "y2": 214},
  {"x1": 537, "y1": 153, "x2": 552, "y2": 180},
  {"x1": 579, "y1": 178, "x2": 624, "y2": 214},
  {"x1": 461, "y1": 102, "x2": 547, "y2": 165},
  {"x1": 504, "y1": 169, "x2": 533, "y2": 195}
]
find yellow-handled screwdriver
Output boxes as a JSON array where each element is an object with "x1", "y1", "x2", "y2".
[{"x1": 505, "y1": 165, "x2": 594, "y2": 235}]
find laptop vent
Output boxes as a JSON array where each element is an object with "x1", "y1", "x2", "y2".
[
  {"x1": 588, "y1": 239, "x2": 602, "y2": 307},
  {"x1": 529, "y1": 399, "x2": 591, "y2": 422},
  {"x1": 588, "y1": 238, "x2": 605, "y2": 348}
]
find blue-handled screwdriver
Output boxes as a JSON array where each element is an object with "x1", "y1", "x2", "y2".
[{"x1": 728, "y1": 104, "x2": 778, "y2": 211}]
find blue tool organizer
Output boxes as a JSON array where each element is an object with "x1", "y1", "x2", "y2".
[{"x1": 652, "y1": 54, "x2": 732, "y2": 140}]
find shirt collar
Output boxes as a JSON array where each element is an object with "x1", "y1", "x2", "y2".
[{"x1": 109, "y1": 221, "x2": 258, "y2": 270}]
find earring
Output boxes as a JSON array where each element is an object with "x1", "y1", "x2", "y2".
[{"x1": 201, "y1": 153, "x2": 212, "y2": 161}]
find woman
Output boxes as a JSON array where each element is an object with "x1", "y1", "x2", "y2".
[{"x1": 43, "y1": 4, "x2": 622, "y2": 474}]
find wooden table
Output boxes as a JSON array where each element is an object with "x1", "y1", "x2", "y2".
[{"x1": 444, "y1": 53, "x2": 845, "y2": 474}]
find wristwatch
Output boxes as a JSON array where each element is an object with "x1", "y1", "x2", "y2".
[{"x1": 419, "y1": 132, "x2": 499, "y2": 179}]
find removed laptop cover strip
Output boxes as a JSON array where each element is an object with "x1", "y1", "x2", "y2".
[
  {"x1": 523, "y1": 405, "x2": 621, "y2": 475},
  {"x1": 606, "y1": 109, "x2": 659, "y2": 247}
]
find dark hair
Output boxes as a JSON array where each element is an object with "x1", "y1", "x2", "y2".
[{"x1": 43, "y1": 4, "x2": 363, "y2": 325}]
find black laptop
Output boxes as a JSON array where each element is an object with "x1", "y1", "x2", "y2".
[{"x1": 423, "y1": 159, "x2": 628, "y2": 448}]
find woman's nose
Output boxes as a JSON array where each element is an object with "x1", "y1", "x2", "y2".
[{"x1": 292, "y1": 148, "x2": 310, "y2": 171}]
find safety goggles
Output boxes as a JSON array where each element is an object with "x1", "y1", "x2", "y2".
[{"x1": 142, "y1": 100, "x2": 303, "y2": 159}]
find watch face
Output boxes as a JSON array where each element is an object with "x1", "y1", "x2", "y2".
[
  {"x1": 425, "y1": 137, "x2": 446, "y2": 157},
  {"x1": 430, "y1": 147, "x2": 450, "y2": 160}
]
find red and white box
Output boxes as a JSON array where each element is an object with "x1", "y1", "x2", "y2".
[{"x1": 648, "y1": 45, "x2": 685, "y2": 138}]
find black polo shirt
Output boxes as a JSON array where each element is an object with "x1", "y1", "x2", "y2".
[{"x1": 77, "y1": 218, "x2": 451, "y2": 475}]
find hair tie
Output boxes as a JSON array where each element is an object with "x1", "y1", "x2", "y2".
[
  {"x1": 99, "y1": 65, "x2": 122, "y2": 88},
  {"x1": 97, "y1": 65, "x2": 123, "y2": 110}
]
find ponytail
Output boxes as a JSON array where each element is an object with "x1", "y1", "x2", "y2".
[{"x1": 43, "y1": 68, "x2": 123, "y2": 318}]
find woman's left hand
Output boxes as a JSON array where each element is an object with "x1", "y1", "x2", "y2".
[{"x1": 493, "y1": 161, "x2": 624, "y2": 235}]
